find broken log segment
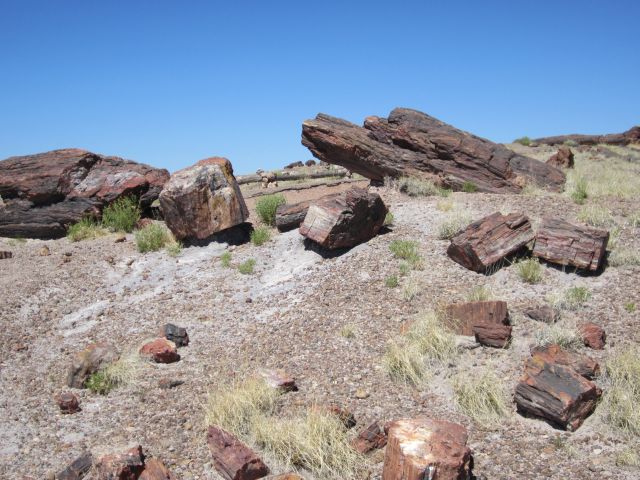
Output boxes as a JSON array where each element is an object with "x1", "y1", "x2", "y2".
[
  {"x1": 472, "y1": 323, "x2": 512, "y2": 348},
  {"x1": 275, "y1": 201, "x2": 309, "y2": 232},
  {"x1": 207, "y1": 426, "x2": 269, "y2": 480},
  {"x1": 533, "y1": 126, "x2": 640, "y2": 146},
  {"x1": 530, "y1": 344, "x2": 600, "y2": 380},
  {"x1": 445, "y1": 300, "x2": 510, "y2": 336}
]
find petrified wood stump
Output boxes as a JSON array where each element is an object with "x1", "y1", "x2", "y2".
[
  {"x1": 447, "y1": 212, "x2": 534, "y2": 272},
  {"x1": 532, "y1": 217, "x2": 608, "y2": 271},
  {"x1": 207, "y1": 426, "x2": 269, "y2": 480},
  {"x1": 275, "y1": 201, "x2": 309, "y2": 232}
]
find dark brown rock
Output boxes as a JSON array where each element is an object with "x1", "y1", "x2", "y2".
[
  {"x1": 382, "y1": 417, "x2": 473, "y2": 480},
  {"x1": 302, "y1": 108, "x2": 565, "y2": 193},
  {"x1": 67, "y1": 342, "x2": 119, "y2": 388},
  {"x1": 55, "y1": 391, "x2": 81, "y2": 414},
  {"x1": 472, "y1": 323, "x2": 512, "y2": 348},
  {"x1": 284, "y1": 161, "x2": 304, "y2": 169},
  {"x1": 323, "y1": 405, "x2": 357, "y2": 429},
  {"x1": 139, "y1": 338, "x2": 180, "y2": 364},
  {"x1": 299, "y1": 188, "x2": 387, "y2": 249},
  {"x1": 139, "y1": 458, "x2": 176, "y2": 480},
  {"x1": 275, "y1": 202, "x2": 309, "y2": 232},
  {"x1": 525, "y1": 305, "x2": 560, "y2": 324},
  {"x1": 580, "y1": 322, "x2": 606, "y2": 350},
  {"x1": 0, "y1": 149, "x2": 169, "y2": 239},
  {"x1": 207, "y1": 426, "x2": 270, "y2": 480},
  {"x1": 515, "y1": 357, "x2": 601, "y2": 431},
  {"x1": 533, "y1": 217, "x2": 609, "y2": 271},
  {"x1": 95, "y1": 445, "x2": 145, "y2": 480},
  {"x1": 304, "y1": 159, "x2": 316, "y2": 167},
  {"x1": 351, "y1": 422, "x2": 387, "y2": 454},
  {"x1": 56, "y1": 452, "x2": 93, "y2": 480},
  {"x1": 445, "y1": 300, "x2": 510, "y2": 336},
  {"x1": 258, "y1": 368, "x2": 297, "y2": 392},
  {"x1": 160, "y1": 323, "x2": 189, "y2": 347},
  {"x1": 533, "y1": 126, "x2": 640, "y2": 146},
  {"x1": 546, "y1": 146, "x2": 574, "y2": 169},
  {"x1": 447, "y1": 212, "x2": 534, "y2": 272},
  {"x1": 0, "y1": 250, "x2": 12, "y2": 259},
  {"x1": 530, "y1": 344, "x2": 600, "y2": 380}
]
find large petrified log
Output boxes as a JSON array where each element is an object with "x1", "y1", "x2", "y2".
[
  {"x1": 299, "y1": 188, "x2": 387, "y2": 249},
  {"x1": 207, "y1": 426, "x2": 269, "y2": 480},
  {"x1": 515, "y1": 357, "x2": 601, "y2": 431},
  {"x1": 532, "y1": 217, "x2": 609, "y2": 271},
  {"x1": 533, "y1": 126, "x2": 640, "y2": 146},
  {"x1": 275, "y1": 201, "x2": 309, "y2": 232},
  {"x1": 382, "y1": 417, "x2": 473, "y2": 480},
  {"x1": 445, "y1": 300, "x2": 510, "y2": 336},
  {"x1": 447, "y1": 212, "x2": 534, "y2": 272},
  {"x1": 0, "y1": 149, "x2": 169, "y2": 238},
  {"x1": 530, "y1": 344, "x2": 600, "y2": 380},
  {"x1": 159, "y1": 157, "x2": 249, "y2": 241},
  {"x1": 302, "y1": 108, "x2": 565, "y2": 193}
]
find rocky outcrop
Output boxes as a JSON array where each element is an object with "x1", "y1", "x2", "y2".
[
  {"x1": 447, "y1": 212, "x2": 534, "y2": 272},
  {"x1": 302, "y1": 108, "x2": 565, "y2": 193},
  {"x1": 275, "y1": 201, "x2": 309, "y2": 232},
  {"x1": 67, "y1": 342, "x2": 119, "y2": 388},
  {"x1": 533, "y1": 217, "x2": 609, "y2": 271},
  {"x1": 159, "y1": 157, "x2": 249, "y2": 241},
  {"x1": 299, "y1": 188, "x2": 387, "y2": 249},
  {"x1": 533, "y1": 126, "x2": 640, "y2": 146},
  {"x1": 0, "y1": 149, "x2": 169, "y2": 238},
  {"x1": 207, "y1": 426, "x2": 269, "y2": 480}
]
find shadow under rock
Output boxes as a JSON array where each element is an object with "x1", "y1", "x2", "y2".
[{"x1": 183, "y1": 222, "x2": 253, "y2": 247}]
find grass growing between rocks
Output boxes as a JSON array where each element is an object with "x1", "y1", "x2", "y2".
[
  {"x1": 462, "y1": 181, "x2": 478, "y2": 193},
  {"x1": 393, "y1": 176, "x2": 451, "y2": 197},
  {"x1": 389, "y1": 239, "x2": 423, "y2": 270},
  {"x1": 251, "y1": 227, "x2": 271, "y2": 246},
  {"x1": 437, "y1": 212, "x2": 471, "y2": 240},
  {"x1": 577, "y1": 205, "x2": 614, "y2": 228},
  {"x1": 516, "y1": 258, "x2": 543, "y2": 284},
  {"x1": 220, "y1": 251, "x2": 232, "y2": 268},
  {"x1": 384, "y1": 211, "x2": 394, "y2": 226},
  {"x1": 101, "y1": 196, "x2": 141, "y2": 233},
  {"x1": 67, "y1": 218, "x2": 108, "y2": 242},
  {"x1": 554, "y1": 286, "x2": 591, "y2": 310},
  {"x1": 514, "y1": 136, "x2": 531, "y2": 146},
  {"x1": 600, "y1": 345, "x2": 640, "y2": 437},
  {"x1": 86, "y1": 354, "x2": 143, "y2": 395},
  {"x1": 608, "y1": 248, "x2": 640, "y2": 267},
  {"x1": 535, "y1": 322, "x2": 583, "y2": 351},
  {"x1": 616, "y1": 447, "x2": 640, "y2": 467},
  {"x1": 255, "y1": 194, "x2": 286, "y2": 226},
  {"x1": 135, "y1": 223, "x2": 171, "y2": 253},
  {"x1": 568, "y1": 156, "x2": 640, "y2": 200},
  {"x1": 453, "y1": 369, "x2": 509, "y2": 427},
  {"x1": 385, "y1": 275, "x2": 399, "y2": 288},
  {"x1": 238, "y1": 258, "x2": 256, "y2": 275},
  {"x1": 466, "y1": 285, "x2": 493, "y2": 302},
  {"x1": 569, "y1": 176, "x2": 588, "y2": 204}
]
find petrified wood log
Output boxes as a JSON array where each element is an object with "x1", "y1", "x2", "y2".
[
  {"x1": 472, "y1": 323, "x2": 512, "y2": 348},
  {"x1": 299, "y1": 188, "x2": 387, "y2": 249},
  {"x1": 382, "y1": 417, "x2": 473, "y2": 480},
  {"x1": 533, "y1": 126, "x2": 640, "y2": 146},
  {"x1": 275, "y1": 201, "x2": 309, "y2": 232},
  {"x1": 515, "y1": 357, "x2": 601, "y2": 431},
  {"x1": 302, "y1": 108, "x2": 566, "y2": 193},
  {"x1": 351, "y1": 421, "x2": 387, "y2": 454},
  {"x1": 207, "y1": 426, "x2": 269, "y2": 480},
  {"x1": 530, "y1": 344, "x2": 600, "y2": 380},
  {"x1": 445, "y1": 300, "x2": 510, "y2": 336},
  {"x1": 447, "y1": 212, "x2": 534, "y2": 272},
  {"x1": 532, "y1": 217, "x2": 608, "y2": 271}
]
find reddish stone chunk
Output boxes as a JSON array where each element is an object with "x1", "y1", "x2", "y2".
[
  {"x1": 580, "y1": 322, "x2": 606, "y2": 350},
  {"x1": 55, "y1": 391, "x2": 81, "y2": 414},
  {"x1": 258, "y1": 369, "x2": 297, "y2": 392},
  {"x1": 351, "y1": 422, "x2": 387, "y2": 454},
  {"x1": 207, "y1": 426, "x2": 269, "y2": 480},
  {"x1": 139, "y1": 338, "x2": 180, "y2": 364},
  {"x1": 139, "y1": 458, "x2": 176, "y2": 480},
  {"x1": 95, "y1": 445, "x2": 145, "y2": 480},
  {"x1": 472, "y1": 323, "x2": 512, "y2": 348},
  {"x1": 531, "y1": 344, "x2": 600, "y2": 380},
  {"x1": 445, "y1": 300, "x2": 510, "y2": 336}
]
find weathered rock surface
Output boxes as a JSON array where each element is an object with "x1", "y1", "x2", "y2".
[
  {"x1": 0, "y1": 149, "x2": 169, "y2": 239},
  {"x1": 531, "y1": 345, "x2": 600, "y2": 380},
  {"x1": 160, "y1": 323, "x2": 189, "y2": 347},
  {"x1": 580, "y1": 322, "x2": 606, "y2": 350},
  {"x1": 546, "y1": 146, "x2": 574, "y2": 169},
  {"x1": 445, "y1": 300, "x2": 510, "y2": 336},
  {"x1": 515, "y1": 357, "x2": 601, "y2": 431},
  {"x1": 67, "y1": 342, "x2": 119, "y2": 388},
  {"x1": 299, "y1": 188, "x2": 387, "y2": 249},
  {"x1": 258, "y1": 368, "x2": 297, "y2": 392},
  {"x1": 207, "y1": 426, "x2": 269, "y2": 480},
  {"x1": 472, "y1": 323, "x2": 512, "y2": 348},
  {"x1": 533, "y1": 126, "x2": 640, "y2": 146},
  {"x1": 351, "y1": 421, "x2": 387, "y2": 454},
  {"x1": 302, "y1": 108, "x2": 565, "y2": 193},
  {"x1": 56, "y1": 452, "x2": 93, "y2": 480},
  {"x1": 55, "y1": 391, "x2": 81, "y2": 414},
  {"x1": 275, "y1": 201, "x2": 309, "y2": 232},
  {"x1": 532, "y1": 217, "x2": 609, "y2": 271},
  {"x1": 525, "y1": 305, "x2": 559, "y2": 324},
  {"x1": 447, "y1": 212, "x2": 534, "y2": 272},
  {"x1": 95, "y1": 445, "x2": 145, "y2": 480},
  {"x1": 382, "y1": 417, "x2": 473, "y2": 480},
  {"x1": 139, "y1": 458, "x2": 176, "y2": 480},
  {"x1": 159, "y1": 157, "x2": 249, "y2": 240},
  {"x1": 139, "y1": 338, "x2": 180, "y2": 364}
]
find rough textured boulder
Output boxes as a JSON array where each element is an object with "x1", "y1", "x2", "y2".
[
  {"x1": 302, "y1": 108, "x2": 565, "y2": 193},
  {"x1": 531, "y1": 345, "x2": 600, "y2": 380},
  {"x1": 67, "y1": 342, "x2": 119, "y2": 388},
  {"x1": 445, "y1": 300, "x2": 510, "y2": 336},
  {"x1": 515, "y1": 357, "x2": 601, "y2": 431},
  {"x1": 159, "y1": 157, "x2": 249, "y2": 240},
  {"x1": 547, "y1": 146, "x2": 574, "y2": 168},
  {"x1": 95, "y1": 445, "x2": 145, "y2": 480},
  {"x1": 299, "y1": 188, "x2": 387, "y2": 249},
  {"x1": 0, "y1": 149, "x2": 169, "y2": 238},
  {"x1": 55, "y1": 391, "x2": 81, "y2": 414},
  {"x1": 580, "y1": 323, "x2": 606, "y2": 350},
  {"x1": 160, "y1": 323, "x2": 189, "y2": 347},
  {"x1": 207, "y1": 426, "x2": 269, "y2": 480},
  {"x1": 447, "y1": 212, "x2": 534, "y2": 272},
  {"x1": 305, "y1": 159, "x2": 316, "y2": 167},
  {"x1": 275, "y1": 201, "x2": 309, "y2": 232},
  {"x1": 382, "y1": 417, "x2": 473, "y2": 480},
  {"x1": 525, "y1": 305, "x2": 560, "y2": 324},
  {"x1": 57, "y1": 452, "x2": 93, "y2": 480},
  {"x1": 352, "y1": 422, "x2": 387, "y2": 454},
  {"x1": 140, "y1": 338, "x2": 180, "y2": 364},
  {"x1": 472, "y1": 323, "x2": 512, "y2": 348},
  {"x1": 533, "y1": 217, "x2": 609, "y2": 271},
  {"x1": 533, "y1": 126, "x2": 640, "y2": 146}
]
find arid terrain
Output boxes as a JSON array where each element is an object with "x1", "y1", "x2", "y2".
[{"x1": 1, "y1": 142, "x2": 640, "y2": 479}]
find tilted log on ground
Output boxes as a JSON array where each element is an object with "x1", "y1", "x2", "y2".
[
  {"x1": 207, "y1": 426, "x2": 269, "y2": 480},
  {"x1": 237, "y1": 169, "x2": 348, "y2": 185},
  {"x1": 447, "y1": 212, "x2": 534, "y2": 272},
  {"x1": 275, "y1": 201, "x2": 309, "y2": 232},
  {"x1": 302, "y1": 107, "x2": 566, "y2": 193},
  {"x1": 533, "y1": 126, "x2": 640, "y2": 146},
  {"x1": 532, "y1": 217, "x2": 609, "y2": 271}
]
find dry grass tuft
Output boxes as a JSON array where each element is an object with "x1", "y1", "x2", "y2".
[
  {"x1": 535, "y1": 322, "x2": 583, "y2": 351},
  {"x1": 67, "y1": 218, "x2": 108, "y2": 242},
  {"x1": 516, "y1": 258, "x2": 543, "y2": 284},
  {"x1": 567, "y1": 155, "x2": 640, "y2": 199},
  {"x1": 466, "y1": 285, "x2": 493, "y2": 302},
  {"x1": 608, "y1": 248, "x2": 640, "y2": 267},
  {"x1": 600, "y1": 345, "x2": 640, "y2": 437},
  {"x1": 437, "y1": 212, "x2": 471, "y2": 240},
  {"x1": 577, "y1": 205, "x2": 614, "y2": 227},
  {"x1": 616, "y1": 446, "x2": 640, "y2": 467},
  {"x1": 86, "y1": 353, "x2": 143, "y2": 394},
  {"x1": 453, "y1": 369, "x2": 509, "y2": 426},
  {"x1": 393, "y1": 176, "x2": 451, "y2": 197}
]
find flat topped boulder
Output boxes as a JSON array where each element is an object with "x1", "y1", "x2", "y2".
[
  {"x1": 159, "y1": 157, "x2": 249, "y2": 240},
  {"x1": 299, "y1": 187, "x2": 387, "y2": 249}
]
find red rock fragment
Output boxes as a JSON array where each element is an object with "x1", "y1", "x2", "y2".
[
  {"x1": 472, "y1": 323, "x2": 512, "y2": 348},
  {"x1": 531, "y1": 344, "x2": 600, "y2": 379},
  {"x1": 258, "y1": 368, "x2": 297, "y2": 392},
  {"x1": 546, "y1": 146, "x2": 575, "y2": 169},
  {"x1": 139, "y1": 458, "x2": 176, "y2": 480},
  {"x1": 139, "y1": 338, "x2": 180, "y2": 364},
  {"x1": 351, "y1": 422, "x2": 387, "y2": 454},
  {"x1": 207, "y1": 426, "x2": 269, "y2": 480},
  {"x1": 445, "y1": 300, "x2": 510, "y2": 336},
  {"x1": 580, "y1": 323, "x2": 606, "y2": 350},
  {"x1": 55, "y1": 391, "x2": 81, "y2": 414},
  {"x1": 95, "y1": 445, "x2": 145, "y2": 480}
]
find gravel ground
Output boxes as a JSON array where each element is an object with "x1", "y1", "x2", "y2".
[{"x1": 1, "y1": 146, "x2": 639, "y2": 479}]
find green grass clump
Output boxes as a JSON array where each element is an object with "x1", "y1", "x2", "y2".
[
  {"x1": 220, "y1": 251, "x2": 232, "y2": 268},
  {"x1": 101, "y1": 196, "x2": 141, "y2": 233},
  {"x1": 385, "y1": 275, "x2": 399, "y2": 288},
  {"x1": 624, "y1": 303, "x2": 636, "y2": 313},
  {"x1": 238, "y1": 258, "x2": 256, "y2": 275},
  {"x1": 255, "y1": 194, "x2": 286, "y2": 226},
  {"x1": 135, "y1": 223, "x2": 170, "y2": 253},
  {"x1": 462, "y1": 181, "x2": 478, "y2": 193},
  {"x1": 384, "y1": 211, "x2": 395, "y2": 226},
  {"x1": 250, "y1": 227, "x2": 271, "y2": 246},
  {"x1": 67, "y1": 218, "x2": 108, "y2": 242},
  {"x1": 86, "y1": 354, "x2": 141, "y2": 394},
  {"x1": 563, "y1": 286, "x2": 591, "y2": 310},
  {"x1": 535, "y1": 323, "x2": 583, "y2": 351},
  {"x1": 600, "y1": 345, "x2": 640, "y2": 436},
  {"x1": 467, "y1": 285, "x2": 493, "y2": 302},
  {"x1": 398, "y1": 262, "x2": 411, "y2": 276},
  {"x1": 577, "y1": 205, "x2": 613, "y2": 227},
  {"x1": 165, "y1": 239, "x2": 183, "y2": 257},
  {"x1": 516, "y1": 258, "x2": 543, "y2": 284},
  {"x1": 453, "y1": 369, "x2": 508, "y2": 426},
  {"x1": 514, "y1": 136, "x2": 531, "y2": 146},
  {"x1": 389, "y1": 239, "x2": 423, "y2": 269},
  {"x1": 570, "y1": 176, "x2": 588, "y2": 204},
  {"x1": 437, "y1": 212, "x2": 471, "y2": 240},
  {"x1": 616, "y1": 447, "x2": 640, "y2": 467}
]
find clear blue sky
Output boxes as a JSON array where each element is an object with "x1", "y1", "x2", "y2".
[{"x1": 1, "y1": 1, "x2": 638, "y2": 174}]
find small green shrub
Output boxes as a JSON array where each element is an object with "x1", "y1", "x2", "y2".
[
  {"x1": 398, "y1": 262, "x2": 411, "y2": 276},
  {"x1": 101, "y1": 196, "x2": 140, "y2": 232},
  {"x1": 389, "y1": 239, "x2": 419, "y2": 261},
  {"x1": 624, "y1": 302, "x2": 637, "y2": 313},
  {"x1": 7, "y1": 236, "x2": 26, "y2": 246},
  {"x1": 135, "y1": 223, "x2": 170, "y2": 253},
  {"x1": 563, "y1": 139, "x2": 578, "y2": 147},
  {"x1": 250, "y1": 227, "x2": 271, "y2": 246},
  {"x1": 85, "y1": 354, "x2": 141, "y2": 394},
  {"x1": 255, "y1": 194, "x2": 286, "y2": 226},
  {"x1": 608, "y1": 248, "x2": 640, "y2": 267},
  {"x1": 220, "y1": 251, "x2": 232, "y2": 268},
  {"x1": 166, "y1": 239, "x2": 183, "y2": 257},
  {"x1": 67, "y1": 218, "x2": 108, "y2": 242},
  {"x1": 339, "y1": 324, "x2": 356, "y2": 339},
  {"x1": 238, "y1": 258, "x2": 256, "y2": 275},
  {"x1": 616, "y1": 447, "x2": 640, "y2": 467},
  {"x1": 385, "y1": 275, "x2": 399, "y2": 288},
  {"x1": 514, "y1": 136, "x2": 531, "y2": 146},
  {"x1": 516, "y1": 258, "x2": 543, "y2": 284},
  {"x1": 384, "y1": 211, "x2": 395, "y2": 226},
  {"x1": 563, "y1": 286, "x2": 591, "y2": 309},
  {"x1": 570, "y1": 177, "x2": 588, "y2": 204},
  {"x1": 462, "y1": 181, "x2": 478, "y2": 193}
]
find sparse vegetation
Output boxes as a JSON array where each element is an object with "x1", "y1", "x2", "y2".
[
  {"x1": 402, "y1": 279, "x2": 420, "y2": 301},
  {"x1": 570, "y1": 176, "x2": 588, "y2": 204},
  {"x1": 339, "y1": 324, "x2": 355, "y2": 339},
  {"x1": 165, "y1": 238, "x2": 183, "y2": 257},
  {"x1": 516, "y1": 258, "x2": 543, "y2": 284},
  {"x1": 384, "y1": 211, "x2": 394, "y2": 226},
  {"x1": 389, "y1": 239, "x2": 423, "y2": 269},
  {"x1": 238, "y1": 258, "x2": 256, "y2": 275},
  {"x1": 220, "y1": 251, "x2": 232, "y2": 268},
  {"x1": 462, "y1": 181, "x2": 478, "y2": 193},
  {"x1": 567, "y1": 155, "x2": 640, "y2": 200},
  {"x1": 67, "y1": 217, "x2": 108, "y2": 242},
  {"x1": 437, "y1": 212, "x2": 471, "y2": 240},
  {"x1": 535, "y1": 322, "x2": 583, "y2": 351},
  {"x1": 624, "y1": 303, "x2": 637, "y2": 313},
  {"x1": 608, "y1": 248, "x2": 640, "y2": 267},
  {"x1": 562, "y1": 286, "x2": 591, "y2": 310},
  {"x1": 453, "y1": 369, "x2": 508, "y2": 426},
  {"x1": 250, "y1": 226, "x2": 271, "y2": 246},
  {"x1": 385, "y1": 275, "x2": 399, "y2": 288},
  {"x1": 135, "y1": 223, "x2": 170, "y2": 253},
  {"x1": 7, "y1": 236, "x2": 27, "y2": 246},
  {"x1": 436, "y1": 199, "x2": 454, "y2": 212},
  {"x1": 577, "y1": 205, "x2": 613, "y2": 227},
  {"x1": 101, "y1": 196, "x2": 141, "y2": 233},
  {"x1": 86, "y1": 354, "x2": 142, "y2": 395},
  {"x1": 616, "y1": 447, "x2": 640, "y2": 467},
  {"x1": 398, "y1": 262, "x2": 410, "y2": 276},
  {"x1": 255, "y1": 194, "x2": 286, "y2": 226},
  {"x1": 467, "y1": 285, "x2": 493, "y2": 302},
  {"x1": 514, "y1": 136, "x2": 531, "y2": 146},
  {"x1": 600, "y1": 345, "x2": 640, "y2": 436},
  {"x1": 395, "y1": 176, "x2": 450, "y2": 197}
]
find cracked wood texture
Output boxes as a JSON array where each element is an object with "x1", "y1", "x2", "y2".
[
  {"x1": 445, "y1": 300, "x2": 510, "y2": 336},
  {"x1": 302, "y1": 107, "x2": 565, "y2": 193},
  {"x1": 207, "y1": 426, "x2": 269, "y2": 480},
  {"x1": 447, "y1": 212, "x2": 534, "y2": 272},
  {"x1": 530, "y1": 344, "x2": 600, "y2": 380},
  {"x1": 532, "y1": 217, "x2": 609, "y2": 271}
]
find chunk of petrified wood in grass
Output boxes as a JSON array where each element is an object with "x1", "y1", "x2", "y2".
[
  {"x1": 445, "y1": 300, "x2": 510, "y2": 336},
  {"x1": 299, "y1": 188, "x2": 387, "y2": 249},
  {"x1": 351, "y1": 421, "x2": 388, "y2": 454},
  {"x1": 447, "y1": 212, "x2": 534, "y2": 272},
  {"x1": 525, "y1": 305, "x2": 560, "y2": 324},
  {"x1": 546, "y1": 146, "x2": 574, "y2": 169},
  {"x1": 580, "y1": 322, "x2": 606, "y2": 350},
  {"x1": 207, "y1": 426, "x2": 269, "y2": 480},
  {"x1": 472, "y1": 323, "x2": 512, "y2": 348},
  {"x1": 95, "y1": 445, "x2": 146, "y2": 480},
  {"x1": 275, "y1": 201, "x2": 309, "y2": 232},
  {"x1": 532, "y1": 217, "x2": 608, "y2": 271},
  {"x1": 382, "y1": 418, "x2": 473, "y2": 480},
  {"x1": 531, "y1": 344, "x2": 600, "y2": 380},
  {"x1": 515, "y1": 357, "x2": 601, "y2": 431}
]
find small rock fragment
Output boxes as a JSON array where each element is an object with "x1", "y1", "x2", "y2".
[
  {"x1": 581, "y1": 323, "x2": 606, "y2": 350},
  {"x1": 472, "y1": 323, "x2": 512, "y2": 348},
  {"x1": 445, "y1": 300, "x2": 510, "y2": 336},
  {"x1": 351, "y1": 422, "x2": 387, "y2": 454},
  {"x1": 546, "y1": 146, "x2": 575, "y2": 169},
  {"x1": 38, "y1": 245, "x2": 51, "y2": 256},
  {"x1": 258, "y1": 368, "x2": 297, "y2": 392},
  {"x1": 140, "y1": 338, "x2": 180, "y2": 364},
  {"x1": 55, "y1": 391, "x2": 81, "y2": 414},
  {"x1": 524, "y1": 305, "x2": 560, "y2": 324},
  {"x1": 531, "y1": 344, "x2": 600, "y2": 380},
  {"x1": 56, "y1": 452, "x2": 93, "y2": 480},
  {"x1": 158, "y1": 378, "x2": 185, "y2": 390},
  {"x1": 114, "y1": 233, "x2": 127, "y2": 243},
  {"x1": 160, "y1": 323, "x2": 189, "y2": 347},
  {"x1": 139, "y1": 458, "x2": 176, "y2": 480},
  {"x1": 207, "y1": 426, "x2": 269, "y2": 480},
  {"x1": 95, "y1": 445, "x2": 145, "y2": 480},
  {"x1": 0, "y1": 251, "x2": 13, "y2": 259}
]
